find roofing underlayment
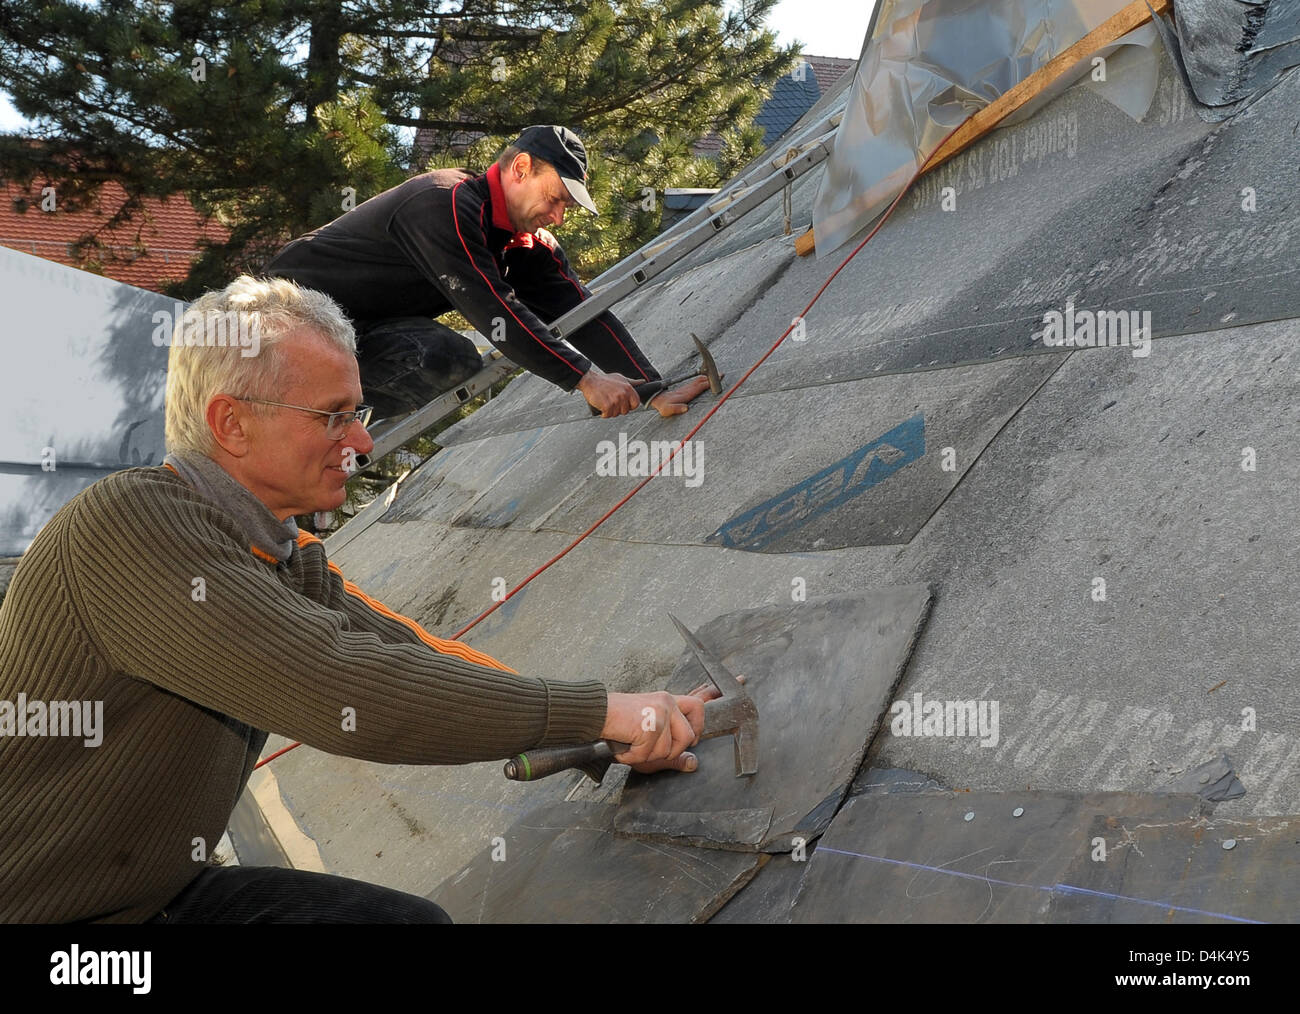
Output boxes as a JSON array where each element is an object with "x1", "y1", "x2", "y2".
[
  {"x1": 228, "y1": 2, "x2": 1300, "y2": 922},
  {"x1": 6, "y1": 0, "x2": 1300, "y2": 923}
]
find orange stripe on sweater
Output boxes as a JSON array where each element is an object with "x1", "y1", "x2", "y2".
[
  {"x1": 296, "y1": 530, "x2": 516, "y2": 674},
  {"x1": 249, "y1": 545, "x2": 279, "y2": 564}
]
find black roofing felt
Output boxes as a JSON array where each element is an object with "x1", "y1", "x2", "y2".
[
  {"x1": 787, "y1": 791, "x2": 1213, "y2": 923},
  {"x1": 305, "y1": 11, "x2": 1300, "y2": 924},
  {"x1": 429, "y1": 801, "x2": 759, "y2": 923},
  {"x1": 1165, "y1": 0, "x2": 1300, "y2": 112}
]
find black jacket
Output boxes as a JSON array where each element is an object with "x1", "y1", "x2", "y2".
[{"x1": 265, "y1": 165, "x2": 659, "y2": 391}]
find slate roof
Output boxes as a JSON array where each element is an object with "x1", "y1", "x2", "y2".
[
  {"x1": 260, "y1": 12, "x2": 1300, "y2": 924},
  {"x1": 753, "y1": 71, "x2": 823, "y2": 147},
  {"x1": 8, "y1": 2, "x2": 1300, "y2": 926},
  {"x1": 692, "y1": 55, "x2": 857, "y2": 155}
]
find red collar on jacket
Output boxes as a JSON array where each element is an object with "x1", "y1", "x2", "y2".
[
  {"x1": 487, "y1": 163, "x2": 558, "y2": 252},
  {"x1": 485, "y1": 164, "x2": 516, "y2": 234}
]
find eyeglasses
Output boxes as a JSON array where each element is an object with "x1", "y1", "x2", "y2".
[{"x1": 235, "y1": 398, "x2": 373, "y2": 440}]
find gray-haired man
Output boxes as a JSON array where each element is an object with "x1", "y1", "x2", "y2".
[{"x1": 0, "y1": 275, "x2": 713, "y2": 923}]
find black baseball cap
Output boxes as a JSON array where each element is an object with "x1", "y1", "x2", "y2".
[{"x1": 512, "y1": 125, "x2": 598, "y2": 215}]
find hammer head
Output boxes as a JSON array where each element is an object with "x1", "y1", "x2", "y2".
[
  {"x1": 668, "y1": 613, "x2": 759, "y2": 776},
  {"x1": 703, "y1": 694, "x2": 759, "y2": 778},
  {"x1": 690, "y1": 333, "x2": 723, "y2": 396}
]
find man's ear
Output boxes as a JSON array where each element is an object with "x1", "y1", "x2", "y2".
[
  {"x1": 511, "y1": 152, "x2": 533, "y2": 181},
  {"x1": 207, "y1": 394, "x2": 252, "y2": 457}
]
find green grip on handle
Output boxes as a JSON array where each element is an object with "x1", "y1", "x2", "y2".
[{"x1": 503, "y1": 740, "x2": 621, "y2": 781}]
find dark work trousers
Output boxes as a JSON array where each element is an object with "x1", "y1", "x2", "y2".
[
  {"x1": 146, "y1": 865, "x2": 453, "y2": 924},
  {"x1": 354, "y1": 316, "x2": 484, "y2": 420}
]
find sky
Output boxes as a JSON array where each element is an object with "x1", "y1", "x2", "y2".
[
  {"x1": 764, "y1": 0, "x2": 876, "y2": 59},
  {"x1": 0, "y1": 1, "x2": 877, "y2": 132}
]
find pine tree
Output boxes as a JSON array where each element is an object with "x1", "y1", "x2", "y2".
[{"x1": 0, "y1": 1, "x2": 796, "y2": 293}]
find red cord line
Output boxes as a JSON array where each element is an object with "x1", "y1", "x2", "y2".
[{"x1": 255, "y1": 120, "x2": 971, "y2": 770}]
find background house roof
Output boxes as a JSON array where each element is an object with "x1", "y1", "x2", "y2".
[
  {"x1": 0, "y1": 179, "x2": 226, "y2": 292},
  {"x1": 694, "y1": 54, "x2": 857, "y2": 156}
]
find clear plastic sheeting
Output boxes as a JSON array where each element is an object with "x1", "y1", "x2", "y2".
[{"x1": 812, "y1": 0, "x2": 1162, "y2": 257}]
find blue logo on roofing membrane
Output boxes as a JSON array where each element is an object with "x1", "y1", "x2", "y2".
[{"x1": 708, "y1": 413, "x2": 924, "y2": 551}]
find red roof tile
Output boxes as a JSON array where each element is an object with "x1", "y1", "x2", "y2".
[
  {"x1": 0, "y1": 178, "x2": 228, "y2": 292},
  {"x1": 806, "y1": 55, "x2": 857, "y2": 95}
]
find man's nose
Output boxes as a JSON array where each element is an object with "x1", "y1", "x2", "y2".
[{"x1": 348, "y1": 417, "x2": 375, "y2": 455}]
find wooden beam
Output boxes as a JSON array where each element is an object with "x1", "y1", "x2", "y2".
[
  {"x1": 796, "y1": 0, "x2": 1171, "y2": 256},
  {"x1": 926, "y1": 0, "x2": 1171, "y2": 171}
]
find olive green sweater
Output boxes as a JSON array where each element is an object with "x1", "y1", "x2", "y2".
[{"x1": 0, "y1": 464, "x2": 606, "y2": 923}]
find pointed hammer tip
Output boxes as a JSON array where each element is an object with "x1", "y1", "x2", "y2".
[{"x1": 689, "y1": 333, "x2": 723, "y2": 394}]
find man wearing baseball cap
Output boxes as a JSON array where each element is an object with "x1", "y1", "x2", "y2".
[{"x1": 266, "y1": 124, "x2": 711, "y2": 420}]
